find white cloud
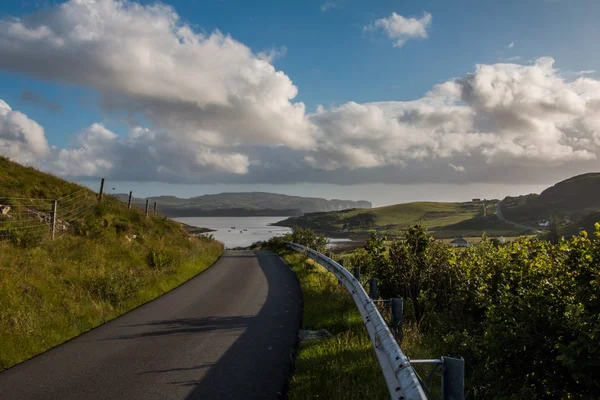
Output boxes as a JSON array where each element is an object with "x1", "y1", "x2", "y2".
[
  {"x1": 257, "y1": 46, "x2": 287, "y2": 63},
  {"x1": 1, "y1": 1, "x2": 600, "y2": 186},
  {"x1": 0, "y1": 99, "x2": 49, "y2": 164},
  {"x1": 321, "y1": 1, "x2": 343, "y2": 12},
  {"x1": 0, "y1": 0, "x2": 313, "y2": 162},
  {"x1": 364, "y1": 12, "x2": 432, "y2": 47},
  {"x1": 508, "y1": 42, "x2": 515, "y2": 48},
  {"x1": 449, "y1": 163, "x2": 465, "y2": 172},
  {"x1": 579, "y1": 70, "x2": 597, "y2": 75}
]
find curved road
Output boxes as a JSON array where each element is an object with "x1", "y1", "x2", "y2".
[
  {"x1": 0, "y1": 250, "x2": 302, "y2": 400},
  {"x1": 496, "y1": 202, "x2": 542, "y2": 233}
]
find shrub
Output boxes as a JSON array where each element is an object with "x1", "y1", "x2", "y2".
[
  {"x1": 353, "y1": 223, "x2": 600, "y2": 398},
  {"x1": 147, "y1": 250, "x2": 174, "y2": 269}
]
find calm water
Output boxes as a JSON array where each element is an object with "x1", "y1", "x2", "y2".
[{"x1": 175, "y1": 216, "x2": 292, "y2": 248}]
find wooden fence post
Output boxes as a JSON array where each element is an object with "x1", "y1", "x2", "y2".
[
  {"x1": 145, "y1": 199, "x2": 149, "y2": 218},
  {"x1": 98, "y1": 178, "x2": 105, "y2": 202},
  {"x1": 127, "y1": 191, "x2": 133, "y2": 210},
  {"x1": 153, "y1": 201, "x2": 157, "y2": 215},
  {"x1": 50, "y1": 200, "x2": 57, "y2": 240}
]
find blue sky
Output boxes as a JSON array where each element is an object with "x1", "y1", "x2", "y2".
[{"x1": 0, "y1": 0, "x2": 599, "y2": 204}]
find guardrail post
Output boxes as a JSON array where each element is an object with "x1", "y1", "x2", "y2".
[
  {"x1": 369, "y1": 278, "x2": 378, "y2": 299},
  {"x1": 442, "y1": 357, "x2": 465, "y2": 400},
  {"x1": 353, "y1": 266, "x2": 360, "y2": 281},
  {"x1": 50, "y1": 200, "x2": 57, "y2": 240},
  {"x1": 98, "y1": 178, "x2": 105, "y2": 202},
  {"x1": 391, "y1": 298, "x2": 403, "y2": 341},
  {"x1": 127, "y1": 191, "x2": 133, "y2": 210},
  {"x1": 340, "y1": 259, "x2": 345, "y2": 268}
]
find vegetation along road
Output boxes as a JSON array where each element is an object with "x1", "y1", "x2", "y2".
[{"x1": 0, "y1": 250, "x2": 301, "y2": 400}]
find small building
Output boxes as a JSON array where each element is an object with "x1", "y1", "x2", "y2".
[
  {"x1": 449, "y1": 236, "x2": 471, "y2": 248},
  {"x1": 499, "y1": 236, "x2": 506, "y2": 244},
  {"x1": 472, "y1": 198, "x2": 481, "y2": 202},
  {"x1": 539, "y1": 219, "x2": 550, "y2": 228}
]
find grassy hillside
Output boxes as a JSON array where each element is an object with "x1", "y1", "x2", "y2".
[
  {"x1": 274, "y1": 199, "x2": 522, "y2": 237},
  {"x1": 0, "y1": 157, "x2": 223, "y2": 371},
  {"x1": 501, "y1": 172, "x2": 600, "y2": 226}
]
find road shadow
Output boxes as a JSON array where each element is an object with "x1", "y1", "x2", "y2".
[
  {"x1": 109, "y1": 316, "x2": 253, "y2": 339},
  {"x1": 182, "y1": 250, "x2": 301, "y2": 399},
  {"x1": 114, "y1": 250, "x2": 301, "y2": 399}
]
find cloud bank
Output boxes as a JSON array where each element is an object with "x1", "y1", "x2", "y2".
[{"x1": 1, "y1": 0, "x2": 600, "y2": 186}]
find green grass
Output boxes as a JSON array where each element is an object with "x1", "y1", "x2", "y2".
[
  {"x1": 274, "y1": 200, "x2": 522, "y2": 238},
  {"x1": 0, "y1": 157, "x2": 224, "y2": 371},
  {"x1": 279, "y1": 250, "x2": 437, "y2": 400}
]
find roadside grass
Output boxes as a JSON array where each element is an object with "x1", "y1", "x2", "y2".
[
  {"x1": 0, "y1": 212, "x2": 223, "y2": 371},
  {"x1": 0, "y1": 157, "x2": 224, "y2": 371},
  {"x1": 279, "y1": 250, "x2": 437, "y2": 400}
]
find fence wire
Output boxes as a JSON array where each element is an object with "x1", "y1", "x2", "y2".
[{"x1": 0, "y1": 189, "x2": 96, "y2": 242}]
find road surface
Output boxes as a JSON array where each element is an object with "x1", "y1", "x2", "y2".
[
  {"x1": 0, "y1": 250, "x2": 302, "y2": 400},
  {"x1": 496, "y1": 202, "x2": 542, "y2": 233}
]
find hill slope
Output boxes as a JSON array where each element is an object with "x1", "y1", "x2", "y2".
[
  {"x1": 501, "y1": 172, "x2": 600, "y2": 227},
  {"x1": 0, "y1": 157, "x2": 223, "y2": 371},
  {"x1": 273, "y1": 199, "x2": 524, "y2": 238},
  {"x1": 116, "y1": 192, "x2": 371, "y2": 217}
]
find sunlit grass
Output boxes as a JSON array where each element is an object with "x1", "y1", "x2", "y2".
[{"x1": 280, "y1": 251, "x2": 438, "y2": 400}]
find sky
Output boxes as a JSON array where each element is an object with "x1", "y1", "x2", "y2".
[{"x1": 0, "y1": 0, "x2": 599, "y2": 206}]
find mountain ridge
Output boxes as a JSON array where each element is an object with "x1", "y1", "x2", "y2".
[{"x1": 115, "y1": 191, "x2": 372, "y2": 217}]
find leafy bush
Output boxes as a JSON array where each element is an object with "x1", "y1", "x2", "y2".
[
  {"x1": 351, "y1": 223, "x2": 600, "y2": 399},
  {"x1": 147, "y1": 250, "x2": 174, "y2": 269}
]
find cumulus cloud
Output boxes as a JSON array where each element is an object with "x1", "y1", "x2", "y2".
[
  {"x1": 0, "y1": 0, "x2": 313, "y2": 173},
  {"x1": 364, "y1": 12, "x2": 432, "y2": 47},
  {"x1": 1, "y1": 1, "x2": 600, "y2": 186},
  {"x1": 0, "y1": 99, "x2": 49, "y2": 164}
]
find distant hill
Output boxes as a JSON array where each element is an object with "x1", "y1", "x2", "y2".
[
  {"x1": 501, "y1": 173, "x2": 600, "y2": 229},
  {"x1": 272, "y1": 199, "x2": 525, "y2": 238},
  {"x1": 115, "y1": 192, "x2": 371, "y2": 217}
]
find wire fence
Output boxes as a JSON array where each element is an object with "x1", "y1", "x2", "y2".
[
  {"x1": 0, "y1": 179, "x2": 161, "y2": 244},
  {"x1": 0, "y1": 196, "x2": 55, "y2": 242}
]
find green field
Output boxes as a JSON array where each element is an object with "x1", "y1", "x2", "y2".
[{"x1": 275, "y1": 199, "x2": 527, "y2": 238}]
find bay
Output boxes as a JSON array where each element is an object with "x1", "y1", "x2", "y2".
[{"x1": 175, "y1": 216, "x2": 292, "y2": 249}]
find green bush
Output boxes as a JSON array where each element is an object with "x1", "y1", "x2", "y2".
[
  {"x1": 147, "y1": 250, "x2": 174, "y2": 269},
  {"x1": 353, "y1": 223, "x2": 600, "y2": 399}
]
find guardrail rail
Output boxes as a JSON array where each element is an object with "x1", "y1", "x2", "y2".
[{"x1": 287, "y1": 242, "x2": 428, "y2": 400}]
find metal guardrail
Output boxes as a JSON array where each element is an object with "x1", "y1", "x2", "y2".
[{"x1": 287, "y1": 242, "x2": 428, "y2": 400}]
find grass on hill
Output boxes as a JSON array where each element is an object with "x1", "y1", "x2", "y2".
[
  {"x1": 0, "y1": 157, "x2": 223, "y2": 371},
  {"x1": 274, "y1": 200, "x2": 522, "y2": 238},
  {"x1": 278, "y1": 250, "x2": 438, "y2": 400}
]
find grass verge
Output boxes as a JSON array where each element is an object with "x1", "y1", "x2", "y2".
[
  {"x1": 278, "y1": 249, "x2": 437, "y2": 400},
  {"x1": 0, "y1": 198, "x2": 223, "y2": 372}
]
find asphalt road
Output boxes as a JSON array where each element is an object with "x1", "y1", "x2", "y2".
[
  {"x1": 0, "y1": 250, "x2": 302, "y2": 400},
  {"x1": 496, "y1": 202, "x2": 542, "y2": 233}
]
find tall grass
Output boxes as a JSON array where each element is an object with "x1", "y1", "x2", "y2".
[
  {"x1": 280, "y1": 251, "x2": 437, "y2": 400},
  {"x1": 0, "y1": 195, "x2": 223, "y2": 371}
]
